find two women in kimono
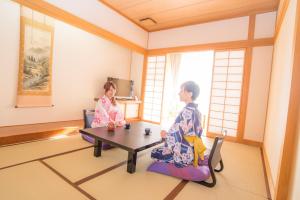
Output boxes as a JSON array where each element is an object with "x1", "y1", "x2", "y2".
[
  {"x1": 151, "y1": 81, "x2": 206, "y2": 168},
  {"x1": 92, "y1": 80, "x2": 205, "y2": 167},
  {"x1": 91, "y1": 81, "x2": 126, "y2": 128}
]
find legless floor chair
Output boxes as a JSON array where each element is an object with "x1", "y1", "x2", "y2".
[
  {"x1": 148, "y1": 136, "x2": 224, "y2": 187},
  {"x1": 81, "y1": 109, "x2": 114, "y2": 150},
  {"x1": 195, "y1": 136, "x2": 224, "y2": 187}
]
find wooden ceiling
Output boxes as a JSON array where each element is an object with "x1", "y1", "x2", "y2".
[{"x1": 99, "y1": 0, "x2": 279, "y2": 32}]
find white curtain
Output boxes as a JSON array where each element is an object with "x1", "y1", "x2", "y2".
[{"x1": 161, "y1": 53, "x2": 182, "y2": 129}]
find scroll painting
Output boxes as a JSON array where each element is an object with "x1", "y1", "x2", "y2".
[{"x1": 17, "y1": 7, "x2": 54, "y2": 107}]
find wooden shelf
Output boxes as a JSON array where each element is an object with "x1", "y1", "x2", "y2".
[{"x1": 94, "y1": 98, "x2": 142, "y2": 120}]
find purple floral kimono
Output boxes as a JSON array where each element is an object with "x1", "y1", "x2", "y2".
[{"x1": 151, "y1": 103, "x2": 203, "y2": 167}]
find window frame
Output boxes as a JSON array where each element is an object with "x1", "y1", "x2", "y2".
[{"x1": 141, "y1": 55, "x2": 167, "y2": 124}]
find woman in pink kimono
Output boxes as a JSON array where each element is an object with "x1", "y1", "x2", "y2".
[
  {"x1": 82, "y1": 81, "x2": 125, "y2": 148},
  {"x1": 91, "y1": 81, "x2": 125, "y2": 128}
]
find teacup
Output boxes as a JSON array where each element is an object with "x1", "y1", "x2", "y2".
[
  {"x1": 125, "y1": 123, "x2": 131, "y2": 129},
  {"x1": 107, "y1": 124, "x2": 115, "y2": 132},
  {"x1": 145, "y1": 128, "x2": 151, "y2": 135}
]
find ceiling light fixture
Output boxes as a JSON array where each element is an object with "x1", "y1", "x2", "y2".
[{"x1": 139, "y1": 17, "x2": 157, "y2": 25}]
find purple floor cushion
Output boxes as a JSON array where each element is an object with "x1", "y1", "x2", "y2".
[
  {"x1": 147, "y1": 158, "x2": 211, "y2": 181},
  {"x1": 81, "y1": 134, "x2": 114, "y2": 150}
]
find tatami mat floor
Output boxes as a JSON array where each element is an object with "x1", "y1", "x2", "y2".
[{"x1": 0, "y1": 134, "x2": 269, "y2": 200}]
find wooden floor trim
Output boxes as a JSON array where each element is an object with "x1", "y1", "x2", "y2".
[
  {"x1": 260, "y1": 148, "x2": 272, "y2": 200},
  {"x1": 75, "y1": 150, "x2": 151, "y2": 185},
  {"x1": 40, "y1": 160, "x2": 96, "y2": 200},
  {"x1": 0, "y1": 120, "x2": 83, "y2": 146},
  {"x1": 75, "y1": 160, "x2": 127, "y2": 185},
  {"x1": 242, "y1": 139, "x2": 263, "y2": 147},
  {"x1": 164, "y1": 180, "x2": 189, "y2": 200},
  {"x1": 0, "y1": 131, "x2": 78, "y2": 147},
  {"x1": 0, "y1": 120, "x2": 83, "y2": 136},
  {"x1": 0, "y1": 129, "x2": 79, "y2": 146},
  {"x1": 0, "y1": 145, "x2": 93, "y2": 171},
  {"x1": 205, "y1": 134, "x2": 262, "y2": 147},
  {"x1": 262, "y1": 146, "x2": 275, "y2": 199}
]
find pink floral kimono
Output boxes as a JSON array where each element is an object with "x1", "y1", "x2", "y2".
[{"x1": 91, "y1": 95, "x2": 125, "y2": 128}]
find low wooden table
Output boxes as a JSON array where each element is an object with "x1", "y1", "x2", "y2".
[{"x1": 79, "y1": 122, "x2": 163, "y2": 173}]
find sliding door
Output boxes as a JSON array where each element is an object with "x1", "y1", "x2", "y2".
[
  {"x1": 207, "y1": 49, "x2": 245, "y2": 137},
  {"x1": 142, "y1": 56, "x2": 166, "y2": 123}
]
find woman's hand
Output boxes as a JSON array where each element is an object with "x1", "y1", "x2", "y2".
[
  {"x1": 108, "y1": 121, "x2": 115, "y2": 128},
  {"x1": 160, "y1": 130, "x2": 167, "y2": 139}
]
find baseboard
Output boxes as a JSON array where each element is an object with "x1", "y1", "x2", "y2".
[
  {"x1": 262, "y1": 146, "x2": 275, "y2": 199},
  {"x1": 205, "y1": 134, "x2": 263, "y2": 147},
  {"x1": 0, "y1": 120, "x2": 83, "y2": 146},
  {"x1": 126, "y1": 118, "x2": 141, "y2": 122},
  {"x1": 241, "y1": 139, "x2": 263, "y2": 147}
]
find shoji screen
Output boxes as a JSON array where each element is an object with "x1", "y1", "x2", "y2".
[
  {"x1": 143, "y1": 56, "x2": 166, "y2": 123},
  {"x1": 207, "y1": 49, "x2": 245, "y2": 137}
]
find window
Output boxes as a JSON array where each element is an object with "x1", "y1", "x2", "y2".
[
  {"x1": 143, "y1": 56, "x2": 166, "y2": 123},
  {"x1": 207, "y1": 49, "x2": 245, "y2": 137}
]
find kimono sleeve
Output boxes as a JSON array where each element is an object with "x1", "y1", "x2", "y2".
[
  {"x1": 114, "y1": 104, "x2": 126, "y2": 126},
  {"x1": 165, "y1": 111, "x2": 185, "y2": 150},
  {"x1": 91, "y1": 100, "x2": 109, "y2": 127}
]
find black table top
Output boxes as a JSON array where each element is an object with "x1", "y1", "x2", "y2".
[{"x1": 79, "y1": 122, "x2": 163, "y2": 152}]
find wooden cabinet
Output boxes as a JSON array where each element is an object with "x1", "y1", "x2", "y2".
[
  {"x1": 94, "y1": 98, "x2": 141, "y2": 121},
  {"x1": 117, "y1": 100, "x2": 141, "y2": 121}
]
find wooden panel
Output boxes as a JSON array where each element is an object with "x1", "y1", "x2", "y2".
[
  {"x1": 142, "y1": 3, "x2": 275, "y2": 31},
  {"x1": 100, "y1": 0, "x2": 279, "y2": 31},
  {"x1": 206, "y1": 132, "x2": 263, "y2": 147},
  {"x1": 117, "y1": 100, "x2": 141, "y2": 119},
  {"x1": 0, "y1": 120, "x2": 83, "y2": 146},
  {"x1": 237, "y1": 14, "x2": 255, "y2": 141},
  {"x1": 275, "y1": 1, "x2": 300, "y2": 199},
  {"x1": 118, "y1": 102, "x2": 126, "y2": 115},
  {"x1": 0, "y1": 120, "x2": 83, "y2": 137},
  {"x1": 147, "y1": 38, "x2": 274, "y2": 55},
  {"x1": 0, "y1": 129, "x2": 78, "y2": 146},
  {"x1": 274, "y1": 0, "x2": 290, "y2": 40},
  {"x1": 125, "y1": 104, "x2": 139, "y2": 118}
]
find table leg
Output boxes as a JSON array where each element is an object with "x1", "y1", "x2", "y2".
[
  {"x1": 94, "y1": 139, "x2": 102, "y2": 157},
  {"x1": 127, "y1": 151, "x2": 137, "y2": 173}
]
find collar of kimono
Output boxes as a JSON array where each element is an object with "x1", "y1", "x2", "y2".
[
  {"x1": 185, "y1": 102, "x2": 198, "y2": 109},
  {"x1": 102, "y1": 95, "x2": 113, "y2": 104}
]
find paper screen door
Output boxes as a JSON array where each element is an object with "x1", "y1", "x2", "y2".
[{"x1": 207, "y1": 49, "x2": 245, "y2": 137}]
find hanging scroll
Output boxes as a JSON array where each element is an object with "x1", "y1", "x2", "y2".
[{"x1": 16, "y1": 7, "x2": 54, "y2": 107}]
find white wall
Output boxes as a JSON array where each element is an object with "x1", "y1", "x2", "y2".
[
  {"x1": 254, "y1": 12, "x2": 277, "y2": 39},
  {"x1": 0, "y1": 1, "x2": 143, "y2": 126},
  {"x1": 264, "y1": 0, "x2": 298, "y2": 191},
  {"x1": 148, "y1": 16, "x2": 249, "y2": 49},
  {"x1": 44, "y1": 0, "x2": 148, "y2": 48},
  {"x1": 244, "y1": 46, "x2": 273, "y2": 142},
  {"x1": 130, "y1": 52, "x2": 144, "y2": 99},
  {"x1": 148, "y1": 12, "x2": 276, "y2": 49}
]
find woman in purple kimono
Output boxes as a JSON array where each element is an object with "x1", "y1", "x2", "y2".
[
  {"x1": 151, "y1": 81, "x2": 206, "y2": 168},
  {"x1": 91, "y1": 81, "x2": 126, "y2": 128}
]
